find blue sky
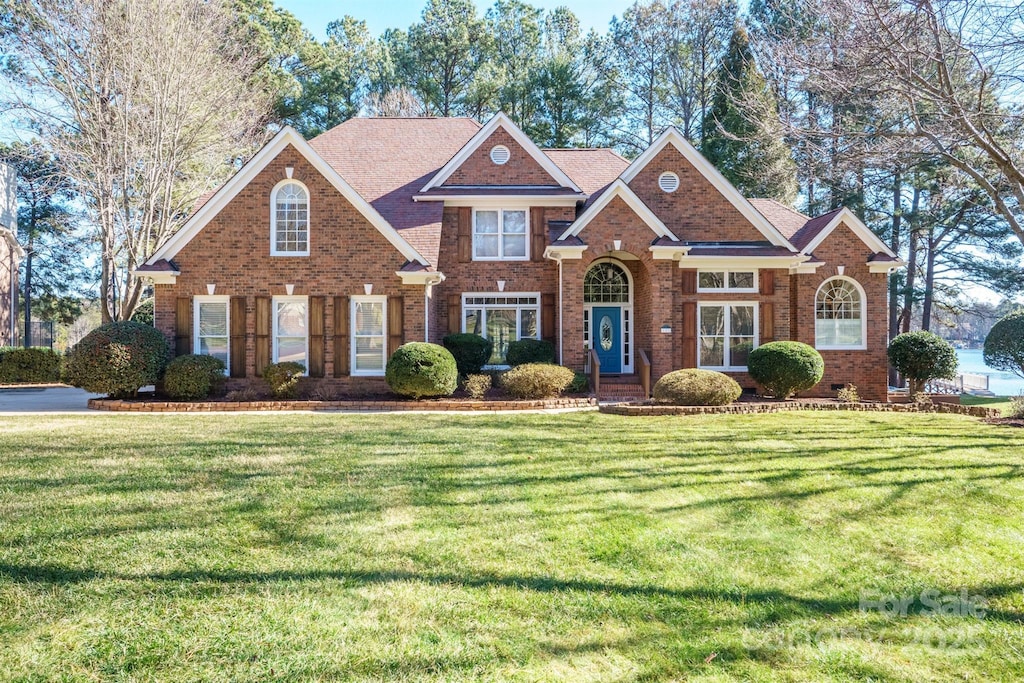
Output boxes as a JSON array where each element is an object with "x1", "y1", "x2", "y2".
[{"x1": 277, "y1": 0, "x2": 632, "y2": 38}]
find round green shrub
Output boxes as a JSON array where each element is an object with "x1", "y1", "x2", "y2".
[
  {"x1": 505, "y1": 338, "x2": 555, "y2": 366},
  {"x1": 499, "y1": 363, "x2": 575, "y2": 399},
  {"x1": 0, "y1": 347, "x2": 63, "y2": 384},
  {"x1": 262, "y1": 361, "x2": 306, "y2": 399},
  {"x1": 63, "y1": 321, "x2": 170, "y2": 398},
  {"x1": 888, "y1": 331, "x2": 958, "y2": 395},
  {"x1": 983, "y1": 310, "x2": 1024, "y2": 380},
  {"x1": 567, "y1": 370, "x2": 590, "y2": 394},
  {"x1": 653, "y1": 369, "x2": 742, "y2": 406},
  {"x1": 747, "y1": 341, "x2": 824, "y2": 399},
  {"x1": 442, "y1": 333, "x2": 494, "y2": 376},
  {"x1": 162, "y1": 354, "x2": 226, "y2": 400},
  {"x1": 386, "y1": 342, "x2": 458, "y2": 399}
]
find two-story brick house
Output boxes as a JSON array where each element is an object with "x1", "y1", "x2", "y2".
[{"x1": 137, "y1": 113, "x2": 903, "y2": 400}]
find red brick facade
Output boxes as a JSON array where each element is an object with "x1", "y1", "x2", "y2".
[{"x1": 147, "y1": 117, "x2": 897, "y2": 400}]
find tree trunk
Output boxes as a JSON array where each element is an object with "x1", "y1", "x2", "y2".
[
  {"x1": 900, "y1": 185, "x2": 921, "y2": 333},
  {"x1": 887, "y1": 168, "x2": 902, "y2": 386},
  {"x1": 921, "y1": 232, "x2": 937, "y2": 331},
  {"x1": 22, "y1": 248, "x2": 32, "y2": 348}
]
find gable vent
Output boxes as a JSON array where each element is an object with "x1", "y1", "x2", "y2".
[
  {"x1": 659, "y1": 171, "x2": 680, "y2": 193},
  {"x1": 490, "y1": 145, "x2": 511, "y2": 165}
]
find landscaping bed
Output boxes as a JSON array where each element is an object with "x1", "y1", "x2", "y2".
[
  {"x1": 602, "y1": 398, "x2": 1000, "y2": 418},
  {"x1": 88, "y1": 395, "x2": 597, "y2": 412}
]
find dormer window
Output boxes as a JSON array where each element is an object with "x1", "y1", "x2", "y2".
[{"x1": 271, "y1": 180, "x2": 309, "y2": 256}]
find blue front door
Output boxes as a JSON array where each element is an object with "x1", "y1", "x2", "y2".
[{"x1": 592, "y1": 306, "x2": 622, "y2": 373}]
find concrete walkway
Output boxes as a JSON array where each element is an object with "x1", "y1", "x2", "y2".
[{"x1": 0, "y1": 386, "x2": 102, "y2": 414}]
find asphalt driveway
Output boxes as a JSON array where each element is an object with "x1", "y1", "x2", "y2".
[{"x1": 0, "y1": 386, "x2": 103, "y2": 414}]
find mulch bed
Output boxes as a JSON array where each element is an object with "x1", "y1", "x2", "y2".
[{"x1": 88, "y1": 394, "x2": 598, "y2": 412}]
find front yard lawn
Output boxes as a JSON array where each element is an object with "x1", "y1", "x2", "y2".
[{"x1": 1, "y1": 412, "x2": 1022, "y2": 681}]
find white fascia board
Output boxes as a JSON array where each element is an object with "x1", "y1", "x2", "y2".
[
  {"x1": 420, "y1": 112, "x2": 582, "y2": 193},
  {"x1": 558, "y1": 180, "x2": 678, "y2": 242},
  {"x1": 146, "y1": 126, "x2": 430, "y2": 267},
  {"x1": 868, "y1": 259, "x2": 906, "y2": 273},
  {"x1": 801, "y1": 208, "x2": 898, "y2": 258},
  {"x1": 619, "y1": 127, "x2": 795, "y2": 249},
  {"x1": 413, "y1": 195, "x2": 584, "y2": 207},
  {"x1": 649, "y1": 244, "x2": 691, "y2": 260},
  {"x1": 396, "y1": 270, "x2": 446, "y2": 285},
  {"x1": 543, "y1": 245, "x2": 588, "y2": 260},
  {"x1": 133, "y1": 269, "x2": 179, "y2": 284}
]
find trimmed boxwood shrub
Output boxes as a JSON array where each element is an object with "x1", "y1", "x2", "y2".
[
  {"x1": 499, "y1": 363, "x2": 575, "y2": 398},
  {"x1": 653, "y1": 369, "x2": 742, "y2": 406},
  {"x1": 442, "y1": 333, "x2": 493, "y2": 376},
  {"x1": 747, "y1": 341, "x2": 824, "y2": 398},
  {"x1": 263, "y1": 361, "x2": 306, "y2": 399},
  {"x1": 386, "y1": 342, "x2": 458, "y2": 399},
  {"x1": 888, "y1": 330, "x2": 958, "y2": 396},
  {"x1": 63, "y1": 321, "x2": 170, "y2": 398},
  {"x1": 162, "y1": 354, "x2": 226, "y2": 400},
  {"x1": 505, "y1": 338, "x2": 555, "y2": 366},
  {"x1": 0, "y1": 347, "x2": 63, "y2": 384},
  {"x1": 983, "y1": 310, "x2": 1024, "y2": 380}
]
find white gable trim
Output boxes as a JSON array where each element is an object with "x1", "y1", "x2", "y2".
[
  {"x1": 800, "y1": 207, "x2": 898, "y2": 258},
  {"x1": 420, "y1": 112, "x2": 582, "y2": 193},
  {"x1": 620, "y1": 127, "x2": 794, "y2": 249},
  {"x1": 146, "y1": 127, "x2": 429, "y2": 267},
  {"x1": 558, "y1": 180, "x2": 678, "y2": 242}
]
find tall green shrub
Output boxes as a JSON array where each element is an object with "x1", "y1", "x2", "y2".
[
  {"x1": 505, "y1": 338, "x2": 555, "y2": 366},
  {"x1": 386, "y1": 343, "x2": 458, "y2": 399},
  {"x1": 442, "y1": 333, "x2": 493, "y2": 375},
  {"x1": 162, "y1": 354, "x2": 226, "y2": 400},
  {"x1": 888, "y1": 331, "x2": 958, "y2": 396},
  {"x1": 747, "y1": 341, "x2": 824, "y2": 398},
  {"x1": 63, "y1": 321, "x2": 170, "y2": 398},
  {"x1": 0, "y1": 347, "x2": 62, "y2": 384},
  {"x1": 983, "y1": 310, "x2": 1024, "y2": 379}
]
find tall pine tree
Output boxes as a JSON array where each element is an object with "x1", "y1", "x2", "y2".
[{"x1": 701, "y1": 21, "x2": 797, "y2": 203}]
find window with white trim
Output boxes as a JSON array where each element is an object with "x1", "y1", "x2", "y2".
[
  {"x1": 273, "y1": 296, "x2": 308, "y2": 369},
  {"x1": 697, "y1": 270, "x2": 758, "y2": 293},
  {"x1": 351, "y1": 295, "x2": 387, "y2": 375},
  {"x1": 815, "y1": 277, "x2": 865, "y2": 349},
  {"x1": 473, "y1": 209, "x2": 528, "y2": 260},
  {"x1": 462, "y1": 293, "x2": 540, "y2": 365},
  {"x1": 698, "y1": 303, "x2": 757, "y2": 370},
  {"x1": 194, "y1": 296, "x2": 229, "y2": 371},
  {"x1": 271, "y1": 181, "x2": 309, "y2": 255}
]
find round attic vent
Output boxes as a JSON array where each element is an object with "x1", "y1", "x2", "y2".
[
  {"x1": 659, "y1": 171, "x2": 680, "y2": 193},
  {"x1": 490, "y1": 145, "x2": 511, "y2": 165}
]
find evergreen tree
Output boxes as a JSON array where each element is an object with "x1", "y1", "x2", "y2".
[{"x1": 701, "y1": 22, "x2": 797, "y2": 203}]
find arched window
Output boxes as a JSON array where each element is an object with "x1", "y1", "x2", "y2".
[
  {"x1": 584, "y1": 261, "x2": 630, "y2": 303},
  {"x1": 815, "y1": 277, "x2": 865, "y2": 349},
  {"x1": 271, "y1": 180, "x2": 309, "y2": 255}
]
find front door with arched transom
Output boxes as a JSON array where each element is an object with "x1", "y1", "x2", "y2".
[{"x1": 584, "y1": 260, "x2": 632, "y2": 374}]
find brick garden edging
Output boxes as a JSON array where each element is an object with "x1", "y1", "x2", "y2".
[
  {"x1": 88, "y1": 396, "x2": 598, "y2": 413},
  {"x1": 600, "y1": 401, "x2": 1000, "y2": 418}
]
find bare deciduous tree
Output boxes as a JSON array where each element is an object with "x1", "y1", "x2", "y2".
[{"x1": 1, "y1": 0, "x2": 269, "y2": 321}]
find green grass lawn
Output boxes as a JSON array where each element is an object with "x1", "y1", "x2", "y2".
[
  {"x1": 1, "y1": 412, "x2": 1023, "y2": 682},
  {"x1": 960, "y1": 394, "x2": 1020, "y2": 415}
]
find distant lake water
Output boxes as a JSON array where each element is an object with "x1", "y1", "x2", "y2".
[{"x1": 956, "y1": 348, "x2": 1024, "y2": 396}]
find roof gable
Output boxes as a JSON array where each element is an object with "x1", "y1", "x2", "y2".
[
  {"x1": 421, "y1": 112, "x2": 582, "y2": 192},
  {"x1": 799, "y1": 207, "x2": 897, "y2": 257},
  {"x1": 621, "y1": 127, "x2": 794, "y2": 248},
  {"x1": 146, "y1": 127, "x2": 430, "y2": 267},
  {"x1": 557, "y1": 179, "x2": 678, "y2": 242}
]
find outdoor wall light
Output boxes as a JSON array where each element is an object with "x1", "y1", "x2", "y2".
[{"x1": 661, "y1": 325, "x2": 672, "y2": 334}]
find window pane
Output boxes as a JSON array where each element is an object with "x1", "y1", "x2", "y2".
[
  {"x1": 354, "y1": 301, "x2": 383, "y2": 335},
  {"x1": 502, "y1": 233, "x2": 526, "y2": 258},
  {"x1": 276, "y1": 302, "x2": 306, "y2": 336},
  {"x1": 355, "y1": 337, "x2": 385, "y2": 371},
  {"x1": 730, "y1": 306, "x2": 755, "y2": 336},
  {"x1": 464, "y1": 309, "x2": 483, "y2": 335},
  {"x1": 198, "y1": 302, "x2": 227, "y2": 336},
  {"x1": 730, "y1": 337, "x2": 754, "y2": 367},
  {"x1": 503, "y1": 210, "x2": 527, "y2": 234},
  {"x1": 199, "y1": 337, "x2": 228, "y2": 365},
  {"x1": 699, "y1": 306, "x2": 724, "y2": 336},
  {"x1": 729, "y1": 271, "x2": 755, "y2": 289},
  {"x1": 520, "y1": 309, "x2": 538, "y2": 338},
  {"x1": 475, "y1": 211, "x2": 499, "y2": 234},
  {"x1": 476, "y1": 234, "x2": 499, "y2": 258},
  {"x1": 277, "y1": 337, "x2": 306, "y2": 365},
  {"x1": 700, "y1": 337, "x2": 724, "y2": 367},
  {"x1": 486, "y1": 309, "x2": 516, "y2": 364},
  {"x1": 275, "y1": 182, "x2": 308, "y2": 253},
  {"x1": 699, "y1": 272, "x2": 725, "y2": 289}
]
